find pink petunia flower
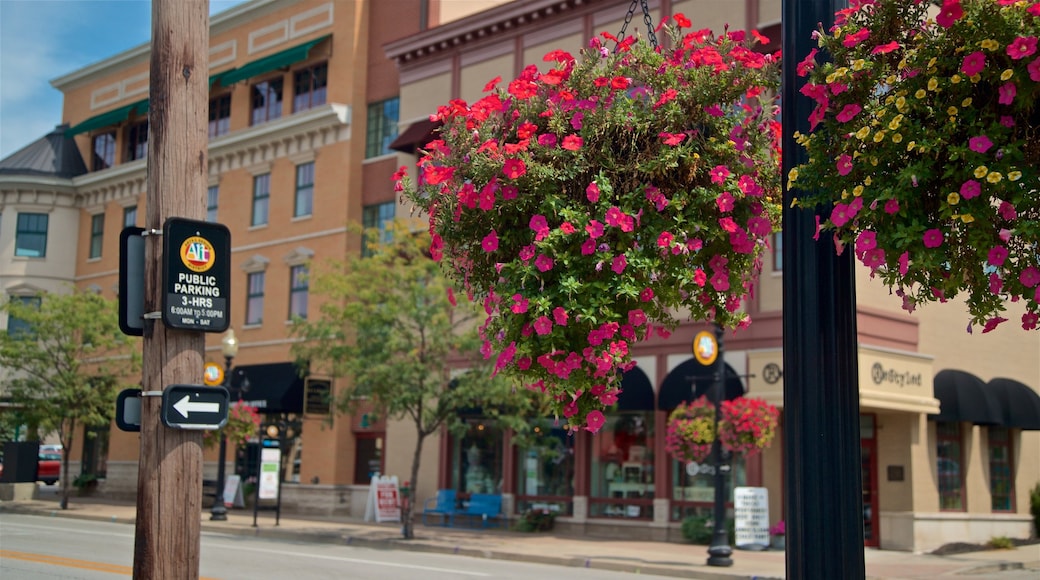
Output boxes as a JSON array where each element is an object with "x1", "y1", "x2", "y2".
[
  {"x1": 716, "y1": 191, "x2": 735, "y2": 212},
  {"x1": 1023, "y1": 312, "x2": 1039, "y2": 331},
  {"x1": 884, "y1": 199, "x2": 900, "y2": 214},
  {"x1": 837, "y1": 154, "x2": 853, "y2": 176},
  {"x1": 533, "y1": 316, "x2": 553, "y2": 336},
  {"x1": 842, "y1": 27, "x2": 870, "y2": 48},
  {"x1": 988, "y1": 246, "x2": 1008, "y2": 267},
  {"x1": 511, "y1": 294, "x2": 529, "y2": 314},
  {"x1": 581, "y1": 238, "x2": 597, "y2": 255},
  {"x1": 982, "y1": 317, "x2": 1008, "y2": 333},
  {"x1": 612, "y1": 254, "x2": 627, "y2": 274},
  {"x1": 998, "y1": 82, "x2": 1017, "y2": 105},
  {"x1": 553, "y1": 307, "x2": 569, "y2": 326},
  {"x1": 710, "y1": 165, "x2": 730, "y2": 184},
  {"x1": 530, "y1": 214, "x2": 550, "y2": 241},
  {"x1": 519, "y1": 245, "x2": 535, "y2": 262},
  {"x1": 562, "y1": 135, "x2": 583, "y2": 151},
  {"x1": 628, "y1": 309, "x2": 647, "y2": 327},
  {"x1": 831, "y1": 203, "x2": 852, "y2": 228},
  {"x1": 585, "y1": 410, "x2": 606, "y2": 433},
  {"x1": 936, "y1": 0, "x2": 963, "y2": 28},
  {"x1": 998, "y1": 201, "x2": 1017, "y2": 221},
  {"x1": 535, "y1": 254, "x2": 554, "y2": 272},
  {"x1": 710, "y1": 271, "x2": 730, "y2": 291},
  {"x1": 968, "y1": 135, "x2": 993, "y2": 153},
  {"x1": 640, "y1": 287, "x2": 654, "y2": 302},
  {"x1": 923, "y1": 229, "x2": 943, "y2": 248},
  {"x1": 960, "y1": 179, "x2": 982, "y2": 199},
  {"x1": 855, "y1": 230, "x2": 877, "y2": 254},
  {"x1": 990, "y1": 273, "x2": 1003, "y2": 294},
  {"x1": 898, "y1": 252, "x2": 910, "y2": 276},
  {"x1": 586, "y1": 182, "x2": 600, "y2": 202},
  {"x1": 657, "y1": 231, "x2": 674, "y2": 249},
  {"x1": 835, "y1": 104, "x2": 862, "y2": 123},
  {"x1": 481, "y1": 230, "x2": 499, "y2": 252},
  {"x1": 693, "y1": 269, "x2": 707, "y2": 287},
  {"x1": 1030, "y1": 57, "x2": 1040, "y2": 82},
  {"x1": 871, "y1": 41, "x2": 900, "y2": 55},
  {"x1": 502, "y1": 158, "x2": 526, "y2": 179},
  {"x1": 961, "y1": 51, "x2": 986, "y2": 76},
  {"x1": 560, "y1": 222, "x2": 576, "y2": 234},
  {"x1": 537, "y1": 133, "x2": 558, "y2": 147},
  {"x1": 1007, "y1": 36, "x2": 1038, "y2": 60},
  {"x1": 660, "y1": 132, "x2": 686, "y2": 146}
]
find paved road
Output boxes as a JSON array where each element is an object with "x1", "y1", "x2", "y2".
[{"x1": 1, "y1": 513, "x2": 680, "y2": 579}]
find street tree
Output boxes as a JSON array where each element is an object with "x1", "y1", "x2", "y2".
[
  {"x1": 0, "y1": 289, "x2": 140, "y2": 508},
  {"x1": 291, "y1": 221, "x2": 548, "y2": 539}
]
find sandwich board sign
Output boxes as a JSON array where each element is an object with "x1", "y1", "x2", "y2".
[{"x1": 364, "y1": 475, "x2": 401, "y2": 523}]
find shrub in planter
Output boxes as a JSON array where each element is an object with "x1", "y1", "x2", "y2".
[
  {"x1": 400, "y1": 18, "x2": 782, "y2": 430},
  {"x1": 514, "y1": 508, "x2": 557, "y2": 532},
  {"x1": 791, "y1": 0, "x2": 1040, "y2": 332}
]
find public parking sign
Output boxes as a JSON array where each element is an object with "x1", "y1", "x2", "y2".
[
  {"x1": 161, "y1": 385, "x2": 229, "y2": 430},
  {"x1": 162, "y1": 217, "x2": 230, "y2": 332}
]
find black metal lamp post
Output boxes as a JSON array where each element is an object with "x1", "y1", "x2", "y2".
[
  {"x1": 706, "y1": 324, "x2": 733, "y2": 567},
  {"x1": 209, "y1": 328, "x2": 239, "y2": 521}
]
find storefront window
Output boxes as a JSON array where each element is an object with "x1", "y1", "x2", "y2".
[
  {"x1": 670, "y1": 457, "x2": 746, "y2": 521},
  {"x1": 451, "y1": 421, "x2": 503, "y2": 494},
  {"x1": 515, "y1": 419, "x2": 574, "y2": 516},
  {"x1": 937, "y1": 421, "x2": 964, "y2": 511},
  {"x1": 590, "y1": 411, "x2": 654, "y2": 519},
  {"x1": 988, "y1": 427, "x2": 1014, "y2": 512}
]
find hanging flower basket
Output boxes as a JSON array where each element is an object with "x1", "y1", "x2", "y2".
[
  {"x1": 399, "y1": 17, "x2": 782, "y2": 431},
  {"x1": 665, "y1": 397, "x2": 717, "y2": 463},
  {"x1": 665, "y1": 395, "x2": 780, "y2": 463},
  {"x1": 791, "y1": 0, "x2": 1040, "y2": 332},
  {"x1": 203, "y1": 402, "x2": 260, "y2": 450}
]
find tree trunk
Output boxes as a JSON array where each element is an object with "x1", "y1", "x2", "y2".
[
  {"x1": 402, "y1": 431, "x2": 426, "y2": 540},
  {"x1": 60, "y1": 421, "x2": 73, "y2": 510}
]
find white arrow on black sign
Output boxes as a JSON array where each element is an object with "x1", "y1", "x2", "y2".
[{"x1": 173, "y1": 395, "x2": 220, "y2": 418}]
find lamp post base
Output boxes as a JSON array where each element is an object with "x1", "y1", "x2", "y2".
[
  {"x1": 707, "y1": 542, "x2": 733, "y2": 567},
  {"x1": 210, "y1": 500, "x2": 228, "y2": 521}
]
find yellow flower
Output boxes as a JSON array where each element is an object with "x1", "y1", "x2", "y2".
[
  {"x1": 947, "y1": 106, "x2": 958, "y2": 116},
  {"x1": 853, "y1": 185, "x2": 864, "y2": 197},
  {"x1": 980, "y1": 39, "x2": 999, "y2": 51},
  {"x1": 927, "y1": 78, "x2": 939, "y2": 91},
  {"x1": 873, "y1": 130, "x2": 887, "y2": 143},
  {"x1": 886, "y1": 75, "x2": 898, "y2": 86},
  {"x1": 951, "y1": 74, "x2": 962, "y2": 84},
  {"x1": 896, "y1": 96, "x2": 907, "y2": 110},
  {"x1": 961, "y1": 214, "x2": 975, "y2": 223},
  {"x1": 870, "y1": 157, "x2": 879, "y2": 167},
  {"x1": 841, "y1": 189, "x2": 849, "y2": 200},
  {"x1": 987, "y1": 172, "x2": 1002, "y2": 183},
  {"x1": 892, "y1": 133, "x2": 903, "y2": 143},
  {"x1": 970, "y1": 73, "x2": 981, "y2": 83},
  {"x1": 853, "y1": 59, "x2": 866, "y2": 71},
  {"x1": 888, "y1": 116, "x2": 903, "y2": 130},
  {"x1": 788, "y1": 168, "x2": 799, "y2": 184},
  {"x1": 928, "y1": 57, "x2": 937, "y2": 68},
  {"x1": 961, "y1": 97, "x2": 973, "y2": 107},
  {"x1": 915, "y1": 89, "x2": 927, "y2": 99},
  {"x1": 856, "y1": 126, "x2": 871, "y2": 140},
  {"x1": 864, "y1": 176, "x2": 872, "y2": 186},
  {"x1": 974, "y1": 166, "x2": 989, "y2": 179},
  {"x1": 947, "y1": 192, "x2": 960, "y2": 205},
  {"x1": 907, "y1": 141, "x2": 916, "y2": 151},
  {"x1": 1008, "y1": 171, "x2": 1022, "y2": 181},
  {"x1": 1001, "y1": 69, "x2": 1013, "y2": 81}
]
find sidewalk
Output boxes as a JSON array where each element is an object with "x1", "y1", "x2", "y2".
[{"x1": 2, "y1": 497, "x2": 1038, "y2": 580}]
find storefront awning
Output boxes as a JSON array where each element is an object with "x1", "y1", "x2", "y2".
[
  {"x1": 617, "y1": 367, "x2": 655, "y2": 411},
  {"x1": 66, "y1": 99, "x2": 148, "y2": 136},
  {"x1": 218, "y1": 35, "x2": 329, "y2": 87},
  {"x1": 987, "y1": 377, "x2": 1040, "y2": 430},
  {"x1": 230, "y1": 362, "x2": 305, "y2": 414},
  {"x1": 389, "y1": 118, "x2": 442, "y2": 154},
  {"x1": 657, "y1": 358, "x2": 744, "y2": 411},
  {"x1": 929, "y1": 369, "x2": 1002, "y2": 425}
]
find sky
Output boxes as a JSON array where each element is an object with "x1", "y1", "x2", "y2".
[{"x1": 0, "y1": 0, "x2": 250, "y2": 159}]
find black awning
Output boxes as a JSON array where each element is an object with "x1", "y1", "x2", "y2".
[
  {"x1": 230, "y1": 362, "x2": 305, "y2": 414},
  {"x1": 657, "y1": 358, "x2": 744, "y2": 411},
  {"x1": 929, "y1": 369, "x2": 1002, "y2": 425},
  {"x1": 987, "y1": 378, "x2": 1040, "y2": 430},
  {"x1": 389, "y1": 118, "x2": 442, "y2": 154},
  {"x1": 616, "y1": 366, "x2": 655, "y2": 411}
]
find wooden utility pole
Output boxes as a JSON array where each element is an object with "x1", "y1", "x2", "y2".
[{"x1": 133, "y1": 1, "x2": 209, "y2": 578}]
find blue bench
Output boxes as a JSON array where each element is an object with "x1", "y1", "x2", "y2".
[
  {"x1": 421, "y1": 489, "x2": 457, "y2": 526},
  {"x1": 449, "y1": 493, "x2": 502, "y2": 528}
]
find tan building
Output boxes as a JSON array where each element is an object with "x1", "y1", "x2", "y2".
[{"x1": 385, "y1": 0, "x2": 1039, "y2": 552}]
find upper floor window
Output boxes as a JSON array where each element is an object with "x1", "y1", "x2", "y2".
[
  {"x1": 6, "y1": 295, "x2": 41, "y2": 338},
  {"x1": 988, "y1": 427, "x2": 1014, "y2": 512},
  {"x1": 124, "y1": 206, "x2": 138, "y2": 228},
  {"x1": 15, "y1": 213, "x2": 48, "y2": 258},
  {"x1": 207, "y1": 185, "x2": 219, "y2": 222},
  {"x1": 251, "y1": 79, "x2": 283, "y2": 125},
  {"x1": 89, "y1": 213, "x2": 105, "y2": 259},
  {"x1": 252, "y1": 174, "x2": 270, "y2": 227},
  {"x1": 366, "y1": 97, "x2": 399, "y2": 158},
  {"x1": 937, "y1": 421, "x2": 964, "y2": 511},
  {"x1": 209, "y1": 94, "x2": 231, "y2": 138},
  {"x1": 126, "y1": 121, "x2": 148, "y2": 162},
  {"x1": 289, "y1": 264, "x2": 308, "y2": 320},
  {"x1": 295, "y1": 162, "x2": 314, "y2": 218},
  {"x1": 246, "y1": 271, "x2": 265, "y2": 326},
  {"x1": 361, "y1": 201, "x2": 395, "y2": 256},
  {"x1": 92, "y1": 131, "x2": 116, "y2": 171},
  {"x1": 293, "y1": 63, "x2": 327, "y2": 112},
  {"x1": 773, "y1": 232, "x2": 783, "y2": 272}
]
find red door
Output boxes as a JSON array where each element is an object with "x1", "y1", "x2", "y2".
[{"x1": 861, "y1": 413, "x2": 879, "y2": 547}]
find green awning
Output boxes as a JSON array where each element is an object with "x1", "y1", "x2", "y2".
[
  {"x1": 66, "y1": 99, "x2": 149, "y2": 136},
  {"x1": 209, "y1": 70, "x2": 233, "y2": 88},
  {"x1": 218, "y1": 35, "x2": 328, "y2": 87}
]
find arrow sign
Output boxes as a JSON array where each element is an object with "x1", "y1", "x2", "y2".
[{"x1": 161, "y1": 385, "x2": 229, "y2": 430}]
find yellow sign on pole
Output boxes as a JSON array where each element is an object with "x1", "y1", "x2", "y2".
[
  {"x1": 203, "y1": 362, "x2": 224, "y2": 386},
  {"x1": 692, "y1": 330, "x2": 718, "y2": 367}
]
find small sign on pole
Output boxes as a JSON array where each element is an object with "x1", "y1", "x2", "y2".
[
  {"x1": 162, "y1": 217, "x2": 231, "y2": 333},
  {"x1": 258, "y1": 446, "x2": 281, "y2": 500},
  {"x1": 160, "y1": 385, "x2": 229, "y2": 430},
  {"x1": 734, "y1": 486, "x2": 770, "y2": 550}
]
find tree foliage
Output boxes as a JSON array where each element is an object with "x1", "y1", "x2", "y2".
[
  {"x1": 0, "y1": 289, "x2": 140, "y2": 508},
  {"x1": 290, "y1": 221, "x2": 548, "y2": 538}
]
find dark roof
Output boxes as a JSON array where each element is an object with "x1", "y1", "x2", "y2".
[
  {"x1": 929, "y1": 369, "x2": 1003, "y2": 425},
  {"x1": 0, "y1": 124, "x2": 87, "y2": 178},
  {"x1": 658, "y1": 358, "x2": 745, "y2": 411}
]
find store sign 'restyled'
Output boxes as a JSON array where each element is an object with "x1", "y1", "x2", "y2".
[{"x1": 162, "y1": 217, "x2": 231, "y2": 332}]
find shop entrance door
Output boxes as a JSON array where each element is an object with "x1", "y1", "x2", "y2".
[{"x1": 861, "y1": 413, "x2": 879, "y2": 547}]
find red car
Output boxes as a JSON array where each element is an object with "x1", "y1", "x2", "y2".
[{"x1": 37, "y1": 450, "x2": 61, "y2": 485}]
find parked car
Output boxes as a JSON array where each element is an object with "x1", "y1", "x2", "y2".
[{"x1": 37, "y1": 450, "x2": 61, "y2": 485}]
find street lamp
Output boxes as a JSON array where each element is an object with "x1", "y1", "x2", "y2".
[
  {"x1": 706, "y1": 324, "x2": 733, "y2": 567},
  {"x1": 209, "y1": 328, "x2": 239, "y2": 521}
]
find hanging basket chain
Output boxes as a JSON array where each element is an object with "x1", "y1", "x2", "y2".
[{"x1": 616, "y1": 0, "x2": 658, "y2": 50}]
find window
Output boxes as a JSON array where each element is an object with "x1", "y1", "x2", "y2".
[
  {"x1": 251, "y1": 78, "x2": 283, "y2": 125},
  {"x1": 6, "y1": 295, "x2": 41, "y2": 338},
  {"x1": 451, "y1": 420, "x2": 503, "y2": 495},
  {"x1": 361, "y1": 202, "x2": 395, "y2": 256},
  {"x1": 207, "y1": 185, "x2": 219, "y2": 222},
  {"x1": 294, "y1": 162, "x2": 314, "y2": 217},
  {"x1": 92, "y1": 131, "x2": 116, "y2": 171},
  {"x1": 514, "y1": 419, "x2": 575, "y2": 516},
  {"x1": 126, "y1": 121, "x2": 148, "y2": 161},
  {"x1": 937, "y1": 422, "x2": 964, "y2": 511},
  {"x1": 245, "y1": 271, "x2": 265, "y2": 325},
  {"x1": 289, "y1": 265, "x2": 308, "y2": 320},
  {"x1": 773, "y1": 232, "x2": 783, "y2": 272},
  {"x1": 293, "y1": 63, "x2": 327, "y2": 112},
  {"x1": 590, "y1": 411, "x2": 655, "y2": 519},
  {"x1": 123, "y1": 206, "x2": 137, "y2": 228},
  {"x1": 365, "y1": 97, "x2": 399, "y2": 158},
  {"x1": 988, "y1": 427, "x2": 1014, "y2": 512},
  {"x1": 252, "y1": 174, "x2": 270, "y2": 227},
  {"x1": 209, "y1": 94, "x2": 231, "y2": 138},
  {"x1": 15, "y1": 213, "x2": 48, "y2": 257},
  {"x1": 89, "y1": 214, "x2": 104, "y2": 259}
]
